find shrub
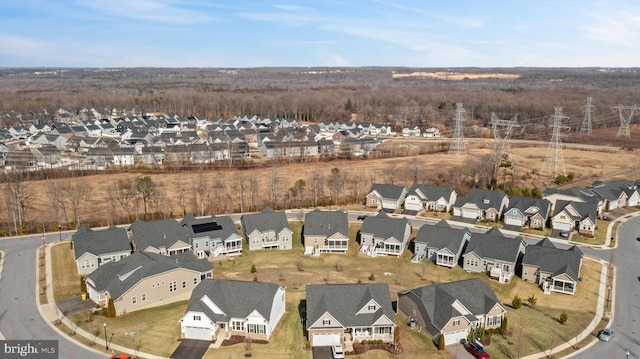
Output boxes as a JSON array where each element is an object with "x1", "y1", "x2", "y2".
[
  {"x1": 250, "y1": 264, "x2": 256, "y2": 273},
  {"x1": 512, "y1": 295, "x2": 522, "y2": 309},
  {"x1": 368, "y1": 273, "x2": 375, "y2": 281},
  {"x1": 559, "y1": 311, "x2": 569, "y2": 324},
  {"x1": 107, "y1": 298, "x2": 116, "y2": 318},
  {"x1": 438, "y1": 334, "x2": 445, "y2": 350},
  {"x1": 501, "y1": 316, "x2": 508, "y2": 333},
  {"x1": 527, "y1": 294, "x2": 537, "y2": 307},
  {"x1": 80, "y1": 276, "x2": 87, "y2": 293},
  {"x1": 253, "y1": 276, "x2": 258, "y2": 282}
]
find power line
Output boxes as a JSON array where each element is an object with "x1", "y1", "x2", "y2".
[
  {"x1": 448, "y1": 103, "x2": 467, "y2": 155},
  {"x1": 541, "y1": 107, "x2": 570, "y2": 178},
  {"x1": 580, "y1": 97, "x2": 595, "y2": 134},
  {"x1": 611, "y1": 104, "x2": 637, "y2": 138},
  {"x1": 490, "y1": 113, "x2": 520, "y2": 164}
]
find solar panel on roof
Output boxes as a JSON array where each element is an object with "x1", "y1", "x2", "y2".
[{"x1": 192, "y1": 222, "x2": 222, "y2": 233}]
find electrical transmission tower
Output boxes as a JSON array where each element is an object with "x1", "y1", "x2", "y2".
[
  {"x1": 448, "y1": 103, "x2": 467, "y2": 155},
  {"x1": 580, "y1": 97, "x2": 595, "y2": 134},
  {"x1": 611, "y1": 104, "x2": 637, "y2": 138},
  {"x1": 541, "y1": 107, "x2": 570, "y2": 178},
  {"x1": 490, "y1": 112, "x2": 520, "y2": 163}
]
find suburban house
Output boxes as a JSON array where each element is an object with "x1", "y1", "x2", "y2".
[
  {"x1": 365, "y1": 183, "x2": 409, "y2": 211},
  {"x1": 452, "y1": 189, "x2": 509, "y2": 221},
  {"x1": 503, "y1": 196, "x2": 552, "y2": 229},
  {"x1": 303, "y1": 209, "x2": 349, "y2": 255},
  {"x1": 85, "y1": 251, "x2": 213, "y2": 316},
  {"x1": 543, "y1": 186, "x2": 604, "y2": 214},
  {"x1": 306, "y1": 283, "x2": 396, "y2": 347},
  {"x1": 241, "y1": 207, "x2": 293, "y2": 251},
  {"x1": 397, "y1": 278, "x2": 506, "y2": 346},
  {"x1": 181, "y1": 214, "x2": 243, "y2": 258},
  {"x1": 462, "y1": 228, "x2": 525, "y2": 283},
  {"x1": 129, "y1": 219, "x2": 191, "y2": 256},
  {"x1": 179, "y1": 279, "x2": 286, "y2": 341},
  {"x1": 358, "y1": 212, "x2": 411, "y2": 257},
  {"x1": 521, "y1": 238, "x2": 584, "y2": 295},
  {"x1": 72, "y1": 224, "x2": 132, "y2": 275},
  {"x1": 588, "y1": 179, "x2": 639, "y2": 210},
  {"x1": 423, "y1": 127, "x2": 441, "y2": 139},
  {"x1": 404, "y1": 185, "x2": 457, "y2": 213},
  {"x1": 412, "y1": 220, "x2": 471, "y2": 268},
  {"x1": 550, "y1": 200, "x2": 598, "y2": 236}
]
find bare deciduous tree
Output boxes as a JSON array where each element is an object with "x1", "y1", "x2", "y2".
[
  {"x1": 109, "y1": 179, "x2": 137, "y2": 222},
  {"x1": 5, "y1": 174, "x2": 36, "y2": 233},
  {"x1": 193, "y1": 172, "x2": 209, "y2": 216},
  {"x1": 60, "y1": 180, "x2": 93, "y2": 227}
]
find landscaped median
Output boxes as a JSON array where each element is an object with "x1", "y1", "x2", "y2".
[{"x1": 49, "y1": 221, "x2": 602, "y2": 359}]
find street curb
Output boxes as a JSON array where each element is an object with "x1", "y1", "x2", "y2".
[{"x1": 0, "y1": 250, "x2": 5, "y2": 340}]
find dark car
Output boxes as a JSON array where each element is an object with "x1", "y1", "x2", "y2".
[
  {"x1": 636, "y1": 236, "x2": 640, "y2": 241},
  {"x1": 357, "y1": 214, "x2": 368, "y2": 220},
  {"x1": 465, "y1": 341, "x2": 490, "y2": 359}
]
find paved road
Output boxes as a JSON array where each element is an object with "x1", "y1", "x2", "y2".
[
  {"x1": 0, "y1": 234, "x2": 106, "y2": 359},
  {"x1": 576, "y1": 216, "x2": 640, "y2": 359}
]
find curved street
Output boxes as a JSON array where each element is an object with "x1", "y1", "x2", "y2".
[{"x1": 0, "y1": 213, "x2": 637, "y2": 359}]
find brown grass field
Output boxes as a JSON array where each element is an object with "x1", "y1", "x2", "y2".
[{"x1": 55, "y1": 218, "x2": 602, "y2": 359}]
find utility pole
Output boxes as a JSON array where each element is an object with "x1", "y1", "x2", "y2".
[
  {"x1": 580, "y1": 97, "x2": 595, "y2": 134},
  {"x1": 611, "y1": 104, "x2": 637, "y2": 138},
  {"x1": 490, "y1": 112, "x2": 520, "y2": 164},
  {"x1": 541, "y1": 107, "x2": 570, "y2": 178},
  {"x1": 448, "y1": 103, "x2": 467, "y2": 155}
]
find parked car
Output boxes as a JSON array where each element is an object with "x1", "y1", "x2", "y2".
[
  {"x1": 109, "y1": 354, "x2": 132, "y2": 359},
  {"x1": 331, "y1": 344, "x2": 345, "y2": 359},
  {"x1": 357, "y1": 214, "x2": 368, "y2": 220},
  {"x1": 465, "y1": 341, "x2": 490, "y2": 358},
  {"x1": 598, "y1": 328, "x2": 614, "y2": 342},
  {"x1": 559, "y1": 231, "x2": 569, "y2": 238},
  {"x1": 636, "y1": 236, "x2": 640, "y2": 241}
]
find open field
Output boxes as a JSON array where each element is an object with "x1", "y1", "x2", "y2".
[{"x1": 55, "y1": 220, "x2": 601, "y2": 359}]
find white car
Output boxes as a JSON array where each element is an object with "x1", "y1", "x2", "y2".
[{"x1": 331, "y1": 344, "x2": 345, "y2": 359}]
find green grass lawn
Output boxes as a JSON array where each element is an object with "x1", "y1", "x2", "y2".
[{"x1": 52, "y1": 222, "x2": 602, "y2": 359}]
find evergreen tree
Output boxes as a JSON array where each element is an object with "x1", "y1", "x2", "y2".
[{"x1": 107, "y1": 298, "x2": 116, "y2": 318}]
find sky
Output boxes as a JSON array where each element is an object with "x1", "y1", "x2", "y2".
[{"x1": 0, "y1": 0, "x2": 639, "y2": 68}]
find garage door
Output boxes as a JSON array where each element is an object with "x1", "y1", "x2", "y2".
[
  {"x1": 183, "y1": 326, "x2": 211, "y2": 341},
  {"x1": 312, "y1": 333, "x2": 341, "y2": 347},
  {"x1": 405, "y1": 202, "x2": 421, "y2": 211},
  {"x1": 444, "y1": 329, "x2": 468, "y2": 346},
  {"x1": 461, "y1": 209, "x2": 479, "y2": 219},
  {"x1": 504, "y1": 215, "x2": 522, "y2": 226},
  {"x1": 553, "y1": 222, "x2": 571, "y2": 231}
]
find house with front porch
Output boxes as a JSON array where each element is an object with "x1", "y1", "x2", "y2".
[
  {"x1": 85, "y1": 251, "x2": 213, "y2": 316},
  {"x1": 365, "y1": 183, "x2": 409, "y2": 211},
  {"x1": 462, "y1": 228, "x2": 525, "y2": 283},
  {"x1": 359, "y1": 212, "x2": 411, "y2": 257},
  {"x1": 179, "y1": 279, "x2": 286, "y2": 342},
  {"x1": 453, "y1": 189, "x2": 509, "y2": 221},
  {"x1": 303, "y1": 209, "x2": 349, "y2": 255},
  {"x1": 588, "y1": 179, "x2": 639, "y2": 210},
  {"x1": 241, "y1": 207, "x2": 293, "y2": 251},
  {"x1": 543, "y1": 186, "x2": 604, "y2": 214},
  {"x1": 412, "y1": 220, "x2": 470, "y2": 268},
  {"x1": 129, "y1": 219, "x2": 192, "y2": 256},
  {"x1": 397, "y1": 278, "x2": 506, "y2": 346},
  {"x1": 72, "y1": 224, "x2": 133, "y2": 275},
  {"x1": 181, "y1": 214, "x2": 243, "y2": 258},
  {"x1": 306, "y1": 283, "x2": 396, "y2": 347},
  {"x1": 404, "y1": 185, "x2": 457, "y2": 213},
  {"x1": 521, "y1": 238, "x2": 583, "y2": 295},
  {"x1": 503, "y1": 196, "x2": 551, "y2": 229},
  {"x1": 550, "y1": 200, "x2": 598, "y2": 237}
]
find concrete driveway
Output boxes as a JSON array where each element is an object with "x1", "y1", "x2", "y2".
[
  {"x1": 170, "y1": 339, "x2": 211, "y2": 359},
  {"x1": 446, "y1": 343, "x2": 476, "y2": 359},
  {"x1": 57, "y1": 294, "x2": 96, "y2": 316}
]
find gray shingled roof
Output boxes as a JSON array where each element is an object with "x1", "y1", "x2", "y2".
[
  {"x1": 303, "y1": 209, "x2": 348, "y2": 238},
  {"x1": 180, "y1": 214, "x2": 239, "y2": 241},
  {"x1": 454, "y1": 189, "x2": 507, "y2": 210},
  {"x1": 367, "y1": 183, "x2": 407, "y2": 200},
  {"x1": 413, "y1": 220, "x2": 469, "y2": 253},
  {"x1": 72, "y1": 224, "x2": 131, "y2": 260},
  {"x1": 129, "y1": 219, "x2": 190, "y2": 252},
  {"x1": 463, "y1": 228, "x2": 523, "y2": 263},
  {"x1": 506, "y1": 196, "x2": 551, "y2": 220},
  {"x1": 522, "y1": 238, "x2": 583, "y2": 281},
  {"x1": 185, "y1": 279, "x2": 282, "y2": 323},
  {"x1": 241, "y1": 207, "x2": 290, "y2": 236},
  {"x1": 407, "y1": 184, "x2": 454, "y2": 202},
  {"x1": 398, "y1": 278, "x2": 501, "y2": 330},
  {"x1": 306, "y1": 283, "x2": 396, "y2": 329},
  {"x1": 87, "y1": 251, "x2": 212, "y2": 300},
  {"x1": 554, "y1": 200, "x2": 598, "y2": 223},
  {"x1": 543, "y1": 186, "x2": 600, "y2": 204},
  {"x1": 360, "y1": 212, "x2": 409, "y2": 243}
]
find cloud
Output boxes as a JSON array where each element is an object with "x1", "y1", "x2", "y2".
[
  {"x1": 0, "y1": 35, "x2": 46, "y2": 58},
  {"x1": 373, "y1": 0, "x2": 485, "y2": 28},
  {"x1": 583, "y1": 6, "x2": 640, "y2": 46},
  {"x1": 74, "y1": 0, "x2": 216, "y2": 24}
]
